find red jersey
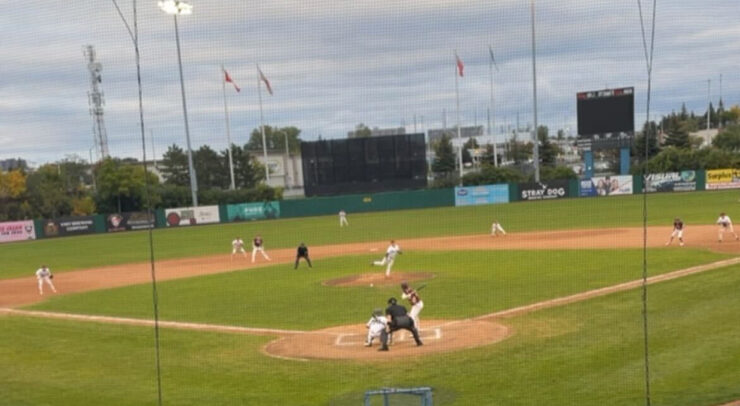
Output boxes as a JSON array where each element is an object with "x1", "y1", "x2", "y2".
[
  {"x1": 253, "y1": 237, "x2": 263, "y2": 247},
  {"x1": 673, "y1": 220, "x2": 683, "y2": 230}
]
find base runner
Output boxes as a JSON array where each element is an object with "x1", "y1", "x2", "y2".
[{"x1": 665, "y1": 218, "x2": 685, "y2": 247}]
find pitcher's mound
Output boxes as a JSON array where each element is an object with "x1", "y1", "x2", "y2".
[
  {"x1": 324, "y1": 272, "x2": 435, "y2": 287},
  {"x1": 263, "y1": 319, "x2": 510, "y2": 361}
]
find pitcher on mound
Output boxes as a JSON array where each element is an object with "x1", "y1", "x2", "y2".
[{"x1": 372, "y1": 240, "x2": 402, "y2": 278}]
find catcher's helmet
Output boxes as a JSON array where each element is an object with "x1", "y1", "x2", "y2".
[
  {"x1": 373, "y1": 308, "x2": 383, "y2": 317},
  {"x1": 387, "y1": 297, "x2": 397, "y2": 305}
]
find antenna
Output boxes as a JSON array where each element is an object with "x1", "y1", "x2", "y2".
[{"x1": 84, "y1": 45, "x2": 110, "y2": 159}]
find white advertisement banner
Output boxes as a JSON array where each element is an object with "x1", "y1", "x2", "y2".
[
  {"x1": 165, "y1": 206, "x2": 220, "y2": 227},
  {"x1": 0, "y1": 220, "x2": 36, "y2": 243}
]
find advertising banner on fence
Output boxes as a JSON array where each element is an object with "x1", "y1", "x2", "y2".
[
  {"x1": 644, "y1": 171, "x2": 697, "y2": 192},
  {"x1": 519, "y1": 180, "x2": 570, "y2": 201},
  {"x1": 165, "y1": 206, "x2": 220, "y2": 227},
  {"x1": 226, "y1": 201, "x2": 281, "y2": 222},
  {"x1": 706, "y1": 169, "x2": 740, "y2": 190},
  {"x1": 0, "y1": 220, "x2": 36, "y2": 243},
  {"x1": 580, "y1": 175, "x2": 634, "y2": 197},
  {"x1": 454, "y1": 184, "x2": 509, "y2": 206},
  {"x1": 42, "y1": 216, "x2": 96, "y2": 238},
  {"x1": 107, "y1": 212, "x2": 155, "y2": 232}
]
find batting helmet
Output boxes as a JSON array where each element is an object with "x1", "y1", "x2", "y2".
[{"x1": 400, "y1": 281, "x2": 408, "y2": 289}]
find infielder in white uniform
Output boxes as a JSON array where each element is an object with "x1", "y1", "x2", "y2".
[
  {"x1": 231, "y1": 237, "x2": 247, "y2": 260},
  {"x1": 339, "y1": 210, "x2": 349, "y2": 227},
  {"x1": 364, "y1": 308, "x2": 388, "y2": 347},
  {"x1": 491, "y1": 220, "x2": 506, "y2": 237},
  {"x1": 716, "y1": 212, "x2": 739, "y2": 242},
  {"x1": 35, "y1": 265, "x2": 56, "y2": 295},
  {"x1": 373, "y1": 240, "x2": 401, "y2": 278},
  {"x1": 251, "y1": 235, "x2": 271, "y2": 263}
]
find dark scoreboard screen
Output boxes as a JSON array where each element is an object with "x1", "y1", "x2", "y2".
[{"x1": 577, "y1": 87, "x2": 634, "y2": 135}]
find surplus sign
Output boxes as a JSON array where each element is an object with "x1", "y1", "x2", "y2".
[{"x1": 519, "y1": 180, "x2": 570, "y2": 201}]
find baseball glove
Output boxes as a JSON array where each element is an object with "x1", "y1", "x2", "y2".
[{"x1": 49, "y1": 274, "x2": 54, "y2": 279}]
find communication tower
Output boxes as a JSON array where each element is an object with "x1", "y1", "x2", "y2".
[{"x1": 84, "y1": 45, "x2": 110, "y2": 159}]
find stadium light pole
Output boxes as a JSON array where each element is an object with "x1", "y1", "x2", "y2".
[
  {"x1": 158, "y1": 0, "x2": 198, "y2": 207},
  {"x1": 530, "y1": 0, "x2": 541, "y2": 182}
]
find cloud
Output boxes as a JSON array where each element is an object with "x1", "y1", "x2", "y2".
[{"x1": 1, "y1": 0, "x2": 739, "y2": 164}]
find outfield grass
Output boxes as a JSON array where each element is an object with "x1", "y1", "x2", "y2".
[
  {"x1": 0, "y1": 189, "x2": 737, "y2": 280},
  {"x1": 27, "y1": 248, "x2": 730, "y2": 330},
  {"x1": 3, "y1": 263, "x2": 740, "y2": 405}
]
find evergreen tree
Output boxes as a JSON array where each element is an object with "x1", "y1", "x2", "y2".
[
  {"x1": 432, "y1": 134, "x2": 456, "y2": 174},
  {"x1": 160, "y1": 144, "x2": 190, "y2": 186}
]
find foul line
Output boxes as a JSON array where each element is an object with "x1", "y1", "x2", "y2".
[{"x1": 2, "y1": 257, "x2": 739, "y2": 337}]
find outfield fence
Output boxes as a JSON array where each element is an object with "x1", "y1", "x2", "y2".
[{"x1": 1, "y1": 168, "x2": 737, "y2": 244}]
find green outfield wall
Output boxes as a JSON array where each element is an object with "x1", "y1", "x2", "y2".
[{"x1": 280, "y1": 188, "x2": 455, "y2": 218}]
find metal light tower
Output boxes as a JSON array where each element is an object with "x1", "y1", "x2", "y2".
[
  {"x1": 159, "y1": 0, "x2": 198, "y2": 207},
  {"x1": 84, "y1": 45, "x2": 110, "y2": 160}
]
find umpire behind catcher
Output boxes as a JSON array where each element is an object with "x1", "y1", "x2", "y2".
[
  {"x1": 294, "y1": 242, "x2": 312, "y2": 269},
  {"x1": 378, "y1": 297, "x2": 423, "y2": 351}
]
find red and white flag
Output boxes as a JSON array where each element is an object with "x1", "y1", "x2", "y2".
[
  {"x1": 223, "y1": 69, "x2": 240, "y2": 92},
  {"x1": 257, "y1": 65, "x2": 273, "y2": 95},
  {"x1": 455, "y1": 52, "x2": 464, "y2": 77}
]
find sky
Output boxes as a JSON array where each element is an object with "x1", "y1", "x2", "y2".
[{"x1": 1, "y1": 0, "x2": 738, "y2": 165}]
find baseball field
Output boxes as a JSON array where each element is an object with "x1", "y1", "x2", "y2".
[{"x1": 1, "y1": 190, "x2": 739, "y2": 405}]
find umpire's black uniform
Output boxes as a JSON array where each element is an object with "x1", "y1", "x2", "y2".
[
  {"x1": 378, "y1": 298, "x2": 423, "y2": 350},
  {"x1": 294, "y1": 243, "x2": 312, "y2": 269}
]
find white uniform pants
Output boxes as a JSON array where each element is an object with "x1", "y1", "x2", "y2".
[
  {"x1": 252, "y1": 247, "x2": 271, "y2": 263},
  {"x1": 719, "y1": 224, "x2": 738, "y2": 241},
  {"x1": 339, "y1": 217, "x2": 349, "y2": 227},
  {"x1": 38, "y1": 277, "x2": 56, "y2": 295},
  {"x1": 409, "y1": 301, "x2": 424, "y2": 329},
  {"x1": 491, "y1": 223, "x2": 506, "y2": 236},
  {"x1": 232, "y1": 247, "x2": 246, "y2": 257},
  {"x1": 373, "y1": 257, "x2": 395, "y2": 276}
]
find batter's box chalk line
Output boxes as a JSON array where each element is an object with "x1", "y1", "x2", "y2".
[{"x1": 334, "y1": 328, "x2": 442, "y2": 346}]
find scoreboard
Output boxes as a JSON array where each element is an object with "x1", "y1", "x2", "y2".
[{"x1": 576, "y1": 87, "x2": 634, "y2": 150}]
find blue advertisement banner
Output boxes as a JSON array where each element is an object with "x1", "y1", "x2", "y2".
[{"x1": 454, "y1": 184, "x2": 509, "y2": 206}]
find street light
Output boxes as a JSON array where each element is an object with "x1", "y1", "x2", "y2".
[{"x1": 158, "y1": 0, "x2": 198, "y2": 206}]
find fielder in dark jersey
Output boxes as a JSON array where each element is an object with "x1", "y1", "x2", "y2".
[
  {"x1": 665, "y1": 218, "x2": 685, "y2": 246},
  {"x1": 378, "y1": 297, "x2": 423, "y2": 351},
  {"x1": 294, "y1": 242, "x2": 312, "y2": 269}
]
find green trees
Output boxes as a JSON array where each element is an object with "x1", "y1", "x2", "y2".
[
  {"x1": 712, "y1": 125, "x2": 740, "y2": 151},
  {"x1": 431, "y1": 134, "x2": 456, "y2": 175},
  {"x1": 94, "y1": 158, "x2": 161, "y2": 213},
  {"x1": 247, "y1": 125, "x2": 302, "y2": 153}
]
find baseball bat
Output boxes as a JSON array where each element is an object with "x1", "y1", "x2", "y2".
[{"x1": 416, "y1": 283, "x2": 426, "y2": 291}]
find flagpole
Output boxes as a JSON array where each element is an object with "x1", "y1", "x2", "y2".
[
  {"x1": 221, "y1": 65, "x2": 236, "y2": 190},
  {"x1": 454, "y1": 51, "x2": 463, "y2": 184},
  {"x1": 257, "y1": 65, "x2": 270, "y2": 182},
  {"x1": 489, "y1": 47, "x2": 498, "y2": 167},
  {"x1": 530, "y1": 0, "x2": 540, "y2": 182}
]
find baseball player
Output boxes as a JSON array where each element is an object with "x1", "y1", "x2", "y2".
[
  {"x1": 372, "y1": 240, "x2": 402, "y2": 278},
  {"x1": 35, "y1": 265, "x2": 57, "y2": 295},
  {"x1": 339, "y1": 210, "x2": 349, "y2": 227},
  {"x1": 378, "y1": 297, "x2": 423, "y2": 351},
  {"x1": 294, "y1": 242, "x2": 312, "y2": 269},
  {"x1": 665, "y1": 218, "x2": 685, "y2": 247},
  {"x1": 231, "y1": 237, "x2": 247, "y2": 260},
  {"x1": 401, "y1": 281, "x2": 424, "y2": 329},
  {"x1": 251, "y1": 234, "x2": 271, "y2": 263},
  {"x1": 364, "y1": 308, "x2": 388, "y2": 347},
  {"x1": 491, "y1": 220, "x2": 506, "y2": 237},
  {"x1": 716, "y1": 212, "x2": 739, "y2": 242}
]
